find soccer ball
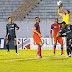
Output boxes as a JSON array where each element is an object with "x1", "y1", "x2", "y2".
[{"x1": 57, "y1": 1, "x2": 62, "y2": 6}]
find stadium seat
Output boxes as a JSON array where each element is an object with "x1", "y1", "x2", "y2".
[
  {"x1": 24, "y1": 0, "x2": 72, "y2": 22},
  {"x1": 0, "y1": 0, "x2": 72, "y2": 38},
  {"x1": 0, "y1": 0, "x2": 25, "y2": 21}
]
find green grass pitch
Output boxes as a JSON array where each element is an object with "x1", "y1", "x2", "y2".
[{"x1": 0, "y1": 50, "x2": 72, "y2": 72}]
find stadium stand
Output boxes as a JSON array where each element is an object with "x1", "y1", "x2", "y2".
[
  {"x1": 0, "y1": 0, "x2": 72, "y2": 38},
  {"x1": 0, "y1": 0, "x2": 72, "y2": 22},
  {"x1": 0, "y1": 0, "x2": 25, "y2": 21},
  {"x1": 10, "y1": 0, "x2": 40, "y2": 21},
  {"x1": 24, "y1": 0, "x2": 72, "y2": 23}
]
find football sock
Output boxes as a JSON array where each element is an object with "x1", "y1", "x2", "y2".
[
  {"x1": 54, "y1": 46, "x2": 56, "y2": 54},
  {"x1": 37, "y1": 47, "x2": 40, "y2": 55},
  {"x1": 39, "y1": 45, "x2": 41, "y2": 56},
  {"x1": 61, "y1": 48, "x2": 63, "y2": 54},
  {"x1": 67, "y1": 49, "x2": 69, "y2": 55},
  {"x1": 15, "y1": 46, "x2": 17, "y2": 53},
  {"x1": 6, "y1": 44, "x2": 9, "y2": 51}
]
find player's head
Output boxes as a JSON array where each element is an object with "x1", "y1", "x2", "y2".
[
  {"x1": 65, "y1": 10, "x2": 70, "y2": 14},
  {"x1": 61, "y1": 21, "x2": 66, "y2": 28},
  {"x1": 55, "y1": 18, "x2": 58, "y2": 23},
  {"x1": 8, "y1": 17, "x2": 12, "y2": 23},
  {"x1": 35, "y1": 16, "x2": 40, "y2": 23}
]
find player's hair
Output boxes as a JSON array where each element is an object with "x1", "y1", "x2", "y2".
[
  {"x1": 55, "y1": 18, "x2": 58, "y2": 23},
  {"x1": 35, "y1": 16, "x2": 40, "y2": 19},
  {"x1": 8, "y1": 17, "x2": 11, "y2": 20},
  {"x1": 67, "y1": 10, "x2": 70, "y2": 14},
  {"x1": 35, "y1": 16, "x2": 40, "y2": 21},
  {"x1": 62, "y1": 21, "x2": 66, "y2": 24},
  {"x1": 55, "y1": 18, "x2": 58, "y2": 20}
]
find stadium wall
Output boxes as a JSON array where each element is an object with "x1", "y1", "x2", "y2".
[
  {"x1": 17, "y1": 38, "x2": 66, "y2": 50},
  {"x1": 0, "y1": 20, "x2": 56, "y2": 38},
  {"x1": 0, "y1": 38, "x2": 66, "y2": 50},
  {"x1": 0, "y1": 38, "x2": 16, "y2": 49}
]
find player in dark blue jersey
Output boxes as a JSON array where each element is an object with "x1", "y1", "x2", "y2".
[
  {"x1": 56, "y1": 21, "x2": 72, "y2": 57},
  {"x1": 4, "y1": 17, "x2": 19, "y2": 55}
]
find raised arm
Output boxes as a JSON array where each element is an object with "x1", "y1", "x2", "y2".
[
  {"x1": 58, "y1": 8, "x2": 63, "y2": 17},
  {"x1": 60, "y1": 7, "x2": 65, "y2": 14}
]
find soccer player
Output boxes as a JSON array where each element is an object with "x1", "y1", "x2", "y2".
[
  {"x1": 58, "y1": 7, "x2": 70, "y2": 25},
  {"x1": 56, "y1": 21, "x2": 72, "y2": 57},
  {"x1": 50, "y1": 18, "x2": 63, "y2": 55},
  {"x1": 32, "y1": 17, "x2": 43, "y2": 58},
  {"x1": 4, "y1": 17, "x2": 19, "y2": 55}
]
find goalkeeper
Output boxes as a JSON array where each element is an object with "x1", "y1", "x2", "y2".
[
  {"x1": 57, "y1": 3, "x2": 70, "y2": 25},
  {"x1": 4, "y1": 17, "x2": 19, "y2": 55}
]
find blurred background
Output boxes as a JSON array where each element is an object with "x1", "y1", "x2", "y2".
[{"x1": 0, "y1": 0, "x2": 72, "y2": 38}]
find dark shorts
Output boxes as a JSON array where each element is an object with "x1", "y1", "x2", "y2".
[{"x1": 7, "y1": 36, "x2": 16, "y2": 41}]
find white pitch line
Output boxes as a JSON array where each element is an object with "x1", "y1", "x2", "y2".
[
  {"x1": 0, "y1": 58, "x2": 39, "y2": 63},
  {"x1": 0, "y1": 55, "x2": 67, "y2": 63}
]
